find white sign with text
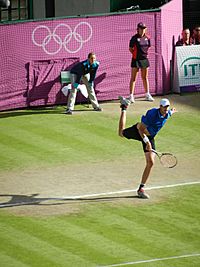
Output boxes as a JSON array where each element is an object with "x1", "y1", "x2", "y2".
[{"x1": 173, "y1": 45, "x2": 200, "y2": 93}]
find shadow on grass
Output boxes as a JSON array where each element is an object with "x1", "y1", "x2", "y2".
[
  {"x1": 0, "y1": 193, "x2": 139, "y2": 208},
  {"x1": 0, "y1": 105, "x2": 93, "y2": 119},
  {"x1": 1, "y1": 93, "x2": 199, "y2": 119},
  {"x1": 0, "y1": 103, "x2": 102, "y2": 119},
  {"x1": 0, "y1": 107, "x2": 64, "y2": 119}
]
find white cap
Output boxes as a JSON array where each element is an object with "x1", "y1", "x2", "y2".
[{"x1": 160, "y1": 98, "x2": 170, "y2": 107}]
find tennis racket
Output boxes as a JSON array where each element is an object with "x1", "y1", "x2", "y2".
[{"x1": 151, "y1": 149, "x2": 177, "y2": 168}]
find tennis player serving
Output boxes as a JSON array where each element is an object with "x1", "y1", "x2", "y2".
[{"x1": 118, "y1": 96, "x2": 177, "y2": 199}]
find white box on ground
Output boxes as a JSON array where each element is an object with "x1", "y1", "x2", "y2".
[{"x1": 61, "y1": 84, "x2": 88, "y2": 98}]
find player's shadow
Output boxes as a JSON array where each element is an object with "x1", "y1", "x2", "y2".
[
  {"x1": 0, "y1": 193, "x2": 138, "y2": 208},
  {"x1": 67, "y1": 195, "x2": 139, "y2": 203},
  {"x1": 0, "y1": 194, "x2": 56, "y2": 208}
]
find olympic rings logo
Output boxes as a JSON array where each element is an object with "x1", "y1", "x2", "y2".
[{"x1": 32, "y1": 22, "x2": 93, "y2": 55}]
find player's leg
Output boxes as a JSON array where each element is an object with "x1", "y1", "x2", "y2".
[
  {"x1": 141, "y1": 67, "x2": 154, "y2": 101},
  {"x1": 141, "y1": 151, "x2": 155, "y2": 184},
  {"x1": 129, "y1": 67, "x2": 139, "y2": 103},
  {"x1": 137, "y1": 137, "x2": 156, "y2": 198},
  {"x1": 118, "y1": 96, "x2": 131, "y2": 137},
  {"x1": 137, "y1": 151, "x2": 155, "y2": 199},
  {"x1": 118, "y1": 110, "x2": 127, "y2": 137}
]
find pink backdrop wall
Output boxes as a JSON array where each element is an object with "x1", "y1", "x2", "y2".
[
  {"x1": 0, "y1": 0, "x2": 182, "y2": 111},
  {"x1": 161, "y1": 0, "x2": 183, "y2": 93}
]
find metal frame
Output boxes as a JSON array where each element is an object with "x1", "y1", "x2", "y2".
[{"x1": 0, "y1": 0, "x2": 33, "y2": 22}]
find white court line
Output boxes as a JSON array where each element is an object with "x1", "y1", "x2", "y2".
[
  {"x1": 59, "y1": 181, "x2": 200, "y2": 200},
  {"x1": 0, "y1": 181, "x2": 200, "y2": 208},
  {"x1": 99, "y1": 253, "x2": 200, "y2": 267}
]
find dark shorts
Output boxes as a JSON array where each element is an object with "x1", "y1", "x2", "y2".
[
  {"x1": 131, "y1": 58, "x2": 150, "y2": 68},
  {"x1": 122, "y1": 123, "x2": 155, "y2": 153}
]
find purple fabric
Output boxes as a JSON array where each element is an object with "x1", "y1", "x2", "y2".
[
  {"x1": 180, "y1": 85, "x2": 200, "y2": 93},
  {"x1": 0, "y1": 1, "x2": 182, "y2": 111},
  {"x1": 161, "y1": 0, "x2": 183, "y2": 93},
  {"x1": 27, "y1": 58, "x2": 79, "y2": 106}
]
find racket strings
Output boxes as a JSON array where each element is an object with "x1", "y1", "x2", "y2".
[{"x1": 160, "y1": 154, "x2": 177, "y2": 168}]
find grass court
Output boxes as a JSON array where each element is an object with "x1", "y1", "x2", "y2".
[{"x1": 0, "y1": 94, "x2": 200, "y2": 266}]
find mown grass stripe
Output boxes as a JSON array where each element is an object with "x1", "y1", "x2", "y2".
[
  {"x1": 35, "y1": 218, "x2": 116, "y2": 264},
  {"x1": 87, "y1": 206, "x2": 197, "y2": 254},
  {"x1": 73, "y1": 186, "x2": 199, "y2": 265},
  {"x1": 0, "y1": 115, "x2": 125, "y2": 169},
  {"x1": 0, "y1": 126, "x2": 91, "y2": 168},
  {"x1": 27, "y1": 117, "x2": 123, "y2": 156},
  {"x1": 0, "y1": 98, "x2": 200, "y2": 267},
  {"x1": 0, "y1": 125, "x2": 73, "y2": 155},
  {"x1": 0, "y1": 183, "x2": 200, "y2": 267},
  {"x1": 9, "y1": 214, "x2": 140, "y2": 264},
  {"x1": 54, "y1": 218, "x2": 140, "y2": 263},
  {"x1": 0, "y1": 222, "x2": 92, "y2": 267},
  {"x1": 2, "y1": 110, "x2": 135, "y2": 151},
  {"x1": 57, "y1": 219, "x2": 145, "y2": 263},
  {"x1": 0, "y1": 142, "x2": 38, "y2": 167},
  {"x1": 70, "y1": 208, "x2": 190, "y2": 259},
  {"x1": 0, "y1": 251, "x2": 29, "y2": 267},
  {"x1": 0, "y1": 218, "x2": 113, "y2": 266},
  {"x1": 0, "y1": 235, "x2": 59, "y2": 267},
  {"x1": 0, "y1": 132, "x2": 50, "y2": 160}
]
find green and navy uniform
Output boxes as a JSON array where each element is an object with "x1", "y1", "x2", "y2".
[
  {"x1": 70, "y1": 59, "x2": 99, "y2": 84},
  {"x1": 67, "y1": 59, "x2": 100, "y2": 111}
]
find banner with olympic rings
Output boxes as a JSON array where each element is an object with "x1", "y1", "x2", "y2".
[
  {"x1": 32, "y1": 22, "x2": 93, "y2": 55},
  {"x1": 0, "y1": 4, "x2": 182, "y2": 111}
]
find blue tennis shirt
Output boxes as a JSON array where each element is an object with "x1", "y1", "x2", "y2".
[{"x1": 141, "y1": 108, "x2": 172, "y2": 137}]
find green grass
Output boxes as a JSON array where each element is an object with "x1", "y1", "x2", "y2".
[
  {"x1": 0, "y1": 105, "x2": 129, "y2": 170},
  {"x1": 0, "y1": 186, "x2": 200, "y2": 267},
  {"x1": 0, "y1": 103, "x2": 199, "y2": 171},
  {"x1": 0, "y1": 96, "x2": 200, "y2": 266}
]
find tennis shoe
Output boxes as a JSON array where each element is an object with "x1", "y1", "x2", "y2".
[
  {"x1": 128, "y1": 95, "x2": 135, "y2": 103},
  {"x1": 145, "y1": 94, "x2": 154, "y2": 102},
  {"x1": 137, "y1": 188, "x2": 149, "y2": 199},
  {"x1": 94, "y1": 106, "x2": 103, "y2": 112},
  {"x1": 118, "y1": 96, "x2": 131, "y2": 110},
  {"x1": 65, "y1": 108, "x2": 72, "y2": 115}
]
